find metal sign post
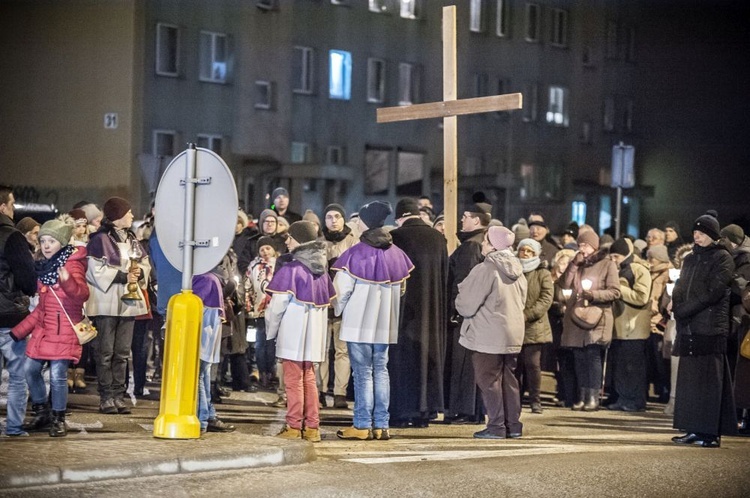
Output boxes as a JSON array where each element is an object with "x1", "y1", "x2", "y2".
[
  {"x1": 611, "y1": 142, "x2": 635, "y2": 240},
  {"x1": 152, "y1": 144, "x2": 238, "y2": 439}
]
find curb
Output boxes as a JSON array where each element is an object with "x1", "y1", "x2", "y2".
[{"x1": 0, "y1": 440, "x2": 315, "y2": 490}]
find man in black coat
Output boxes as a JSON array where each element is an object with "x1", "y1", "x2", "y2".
[
  {"x1": 388, "y1": 198, "x2": 448, "y2": 428},
  {"x1": 444, "y1": 201, "x2": 492, "y2": 424},
  {"x1": 0, "y1": 185, "x2": 37, "y2": 436},
  {"x1": 671, "y1": 212, "x2": 737, "y2": 447}
]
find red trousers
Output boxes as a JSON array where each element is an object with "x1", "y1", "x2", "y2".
[{"x1": 282, "y1": 360, "x2": 320, "y2": 430}]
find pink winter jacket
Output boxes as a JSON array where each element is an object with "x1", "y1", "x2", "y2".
[{"x1": 11, "y1": 247, "x2": 89, "y2": 362}]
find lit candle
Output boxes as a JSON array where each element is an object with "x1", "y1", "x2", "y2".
[
  {"x1": 666, "y1": 283, "x2": 675, "y2": 297},
  {"x1": 562, "y1": 289, "x2": 573, "y2": 299},
  {"x1": 581, "y1": 279, "x2": 593, "y2": 291},
  {"x1": 669, "y1": 268, "x2": 680, "y2": 282}
]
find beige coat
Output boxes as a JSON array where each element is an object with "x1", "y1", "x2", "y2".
[
  {"x1": 456, "y1": 249, "x2": 527, "y2": 355},
  {"x1": 649, "y1": 260, "x2": 672, "y2": 334},
  {"x1": 561, "y1": 251, "x2": 620, "y2": 348},
  {"x1": 612, "y1": 258, "x2": 653, "y2": 340}
]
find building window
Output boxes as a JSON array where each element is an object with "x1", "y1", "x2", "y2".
[
  {"x1": 474, "y1": 73, "x2": 489, "y2": 98},
  {"x1": 254, "y1": 81, "x2": 273, "y2": 110},
  {"x1": 582, "y1": 45, "x2": 595, "y2": 67},
  {"x1": 256, "y1": 0, "x2": 277, "y2": 10},
  {"x1": 199, "y1": 31, "x2": 228, "y2": 83},
  {"x1": 520, "y1": 162, "x2": 562, "y2": 201},
  {"x1": 606, "y1": 21, "x2": 618, "y2": 59},
  {"x1": 572, "y1": 201, "x2": 587, "y2": 226},
  {"x1": 329, "y1": 50, "x2": 352, "y2": 100},
  {"x1": 291, "y1": 142, "x2": 311, "y2": 164},
  {"x1": 400, "y1": 0, "x2": 419, "y2": 19},
  {"x1": 550, "y1": 8, "x2": 568, "y2": 47},
  {"x1": 545, "y1": 85, "x2": 569, "y2": 127},
  {"x1": 496, "y1": 0, "x2": 509, "y2": 37},
  {"x1": 398, "y1": 63, "x2": 421, "y2": 105},
  {"x1": 525, "y1": 3, "x2": 540, "y2": 42},
  {"x1": 522, "y1": 82, "x2": 538, "y2": 122},
  {"x1": 625, "y1": 27, "x2": 636, "y2": 62},
  {"x1": 397, "y1": 151, "x2": 424, "y2": 196},
  {"x1": 369, "y1": 0, "x2": 390, "y2": 13},
  {"x1": 326, "y1": 146, "x2": 346, "y2": 165},
  {"x1": 470, "y1": 0, "x2": 483, "y2": 33},
  {"x1": 367, "y1": 58, "x2": 386, "y2": 103},
  {"x1": 364, "y1": 147, "x2": 390, "y2": 195},
  {"x1": 603, "y1": 97, "x2": 615, "y2": 132},
  {"x1": 153, "y1": 130, "x2": 177, "y2": 157},
  {"x1": 494, "y1": 78, "x2": 511, "y2": 120},
  {"x1": 293, "y1": 46, "x2": 314, "y2": 94},
  {"x1": 197, "y1": 134, "x2": 223, "y2": 156},
  {"x1": 156, "y1": 23, "x2": 179, "y2": 77},
  {"x1": 623, "y1": 99, "x2": 634, "y2": 133},
  {"x1": 579, "y1": 120, "x2": 592, "y2": 144}
]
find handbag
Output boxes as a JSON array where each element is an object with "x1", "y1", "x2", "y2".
[
  {"x1": 741, "y1": 330, "x2": 750, "y2": 360},
  {"x1": 50, "y1": 287, "x2": 98, "y2": 345},
  {"x1": 570, "y1": 300, "x2": 604, "y2": 330}
]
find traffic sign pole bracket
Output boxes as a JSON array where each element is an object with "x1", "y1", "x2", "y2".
[
  {"x1": 179, "y1": 177, "x2": 212, "y2": 186},
  {"x1": 178, "y1": 240, "x2": 211, "y2": 248}
]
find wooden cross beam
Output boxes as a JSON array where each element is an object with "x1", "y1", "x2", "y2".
[{"x1": 376, "y1": 5, "x2": 522, "y2": 253}]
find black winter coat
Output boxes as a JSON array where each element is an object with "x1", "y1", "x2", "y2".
[
  {"x1": 672, "y1": 243, "x2": 734, "y2": 354},
  {"x1": 447, "y1": 228, "x2": 485, "y2": 315}
]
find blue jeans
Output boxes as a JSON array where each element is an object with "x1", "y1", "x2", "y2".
[
  {"x1": 197, "y1": 360, "x2": 216, "y2": 430},
  {"x1": 347, "y1": 342, "x2": 390, "y2": 430},
  {"x1": 0, "y1": 328, "x2": 28, "y2": 435},
  {"x1": 26, "y1": 358, "x2": 69, "y2": 411},
  {"x1": 254, "y1": 319, "x2": 276, "y2": 376}
]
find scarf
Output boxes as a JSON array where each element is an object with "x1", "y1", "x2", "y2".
[
  {"x1": 36, "y1": 245, "x2": 75, "y2": 286},
  {"x1": 521, "y1": 256, "x2": 541, "y2": 273},
  {"x1": 323, "y1": 224, "x2": 351, "y2": 243}
]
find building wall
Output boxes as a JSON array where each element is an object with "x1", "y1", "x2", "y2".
[{"x1": 0, "y1": 0, "x2": 143, "y2": 212}]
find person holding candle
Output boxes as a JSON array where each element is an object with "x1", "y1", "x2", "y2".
[{"x1": 561, "y1": 230, "x2": 620, "y2": 412}]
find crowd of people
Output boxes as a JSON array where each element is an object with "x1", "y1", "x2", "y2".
[{"x1": 1, "y1": 184, "x2": 748, "y2": 449}]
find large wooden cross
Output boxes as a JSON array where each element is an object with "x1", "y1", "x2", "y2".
[{"x1": 377, "y1": 5, "x2": 522, "y2": 252}]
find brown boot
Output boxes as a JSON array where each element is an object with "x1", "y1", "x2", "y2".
[
  {"x1": 336, "y1": 426, "x2": 372, "y2": 440},
  {"x1": 303, "y1": 427, "x2": 321, "y2": 442},
  {"x1": 276, "y1": 426, "x2": 302, "y2": 439},
  {"x1": 73, "y1": 368, "x2": 87, "y2": 389},
  {"x1": 67, "y1": 369, "x2": 75, "y2": 391}
]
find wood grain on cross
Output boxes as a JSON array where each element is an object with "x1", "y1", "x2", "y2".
[{"x1": 377, "y1": 5, "x2": 522, "y2": 253}]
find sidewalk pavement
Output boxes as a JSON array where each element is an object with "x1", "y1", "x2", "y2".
[{"x1": 0, "y1": 383, "x2": 319, "y2": 490}]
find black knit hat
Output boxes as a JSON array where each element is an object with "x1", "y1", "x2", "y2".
[
  {"x1": 693, "y1": 213, "x2": 721, "y2": 241},
  {"x1": 324, "y1": 203, "x2": 346, "y2": 219},
  {"x1": 528, "y1": 220, "x2": 548, "y2": 229},
  {"x1": 395, "y1": 198, "x2": 420, "y2": 219},
  {"x1": 664, "y1": 220, "x2": 680, "y2": 234},
  {"x1": 288, "y1": 221, "x2": 318, "y2": 244},
  {"x1": 609, "y1": 238, "x2": 632, "y2": 257},
  {"x1": 256, "y1": 235, "x2": 281, "y2": 254},
  {"x1": 720, "y1": 224, "x2": 745, "y2": 246},
  {"x1": 359, "y1": 201, "x2": 392, "y2": 229}
]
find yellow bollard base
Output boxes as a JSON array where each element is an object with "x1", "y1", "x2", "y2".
[{"x1": 153, "y1": 413, "x2": 202, "y2": 439}]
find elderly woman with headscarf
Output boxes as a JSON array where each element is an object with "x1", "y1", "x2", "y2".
[{"x1": 514, "y1": 238, "x2": 553, "y2": 414}]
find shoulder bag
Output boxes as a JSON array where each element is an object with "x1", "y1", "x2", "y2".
[
  {"x1": 50, "y1": 287, "x2": 98, "y2": 345},
  {"x1": 570, "y1": 300, "x2": 604, "y2": 330}
]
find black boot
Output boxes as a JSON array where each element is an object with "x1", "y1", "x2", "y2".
[
  {"x1": 211, "y1": 382, "x2": 223, "y2": 404},
  {"x1": 49, "y1": 410, "x2": 67, "y2": 437},
  {"x1": 571, "y1": 389, "x2": 586, "y2": 411},
  {"x1": 23, "y1": 403, "x2": 52, "y2": 431},
  {"x1": 583, "y1": 388, "x2": 600, "y2": 411}
]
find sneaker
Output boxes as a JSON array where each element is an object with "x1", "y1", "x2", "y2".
[
  {"x1": 473, "y1": 428, "x2": 504, "y2": 439},
  {"x1": 372, "y1": 428, "x2": 390, "y2": 441},
  {"x1": 113, "y1": 398, "x2": 132, "y2": 414},
  {"x1": 277, "y1": 426, "x2": 302, "y2": 439},
  {"x1": 1, "y1": 431, "x2": 30, "y2": 438},
  {"x1": 333, "y1": 395, "x2": 349, "y2": 409},
  {"x1": 336, "y1": 426, "x2": 373, "y2": 440},
  {"x1": 530, "y1": 403, "x2": 543, "y2": 414},
  {"x1": 207, "y1": 417, "x2": 236, "y2": 433},
  {"x1": 507, "y1": 432, "x2": 523, "y2": 439},
  {"x1": 303, "y1": 427, "x2": 322, "y2": 442},
  {"x1": 271, "y1": 395, "x2": 287, "y2": 408},
  {"x1": 99, "y1": 398, "x2": 118, "y2": 414}
]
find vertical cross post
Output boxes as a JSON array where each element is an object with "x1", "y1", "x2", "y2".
[{"x1": 443, "y1": 6, "x2": 458, "y2": 252}]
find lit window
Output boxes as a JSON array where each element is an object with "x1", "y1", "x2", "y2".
[
  {"x1": 400, "y1": 0, "x2": 419, "y2": 19},
  {"x1": 496, "y1": 0, "x2": 509, "y2": 37},
  {"x1": 550, "y1": 9, "x2": 568, "y2": 47},
  {"x1": 367, "y1": 58, "x2": 386, "y2": 103},
  {"x1": 254, "y1": 81, "x2": 273, "y2": 110},
  {"x1": 199, "y1": 31, "x2": 228, "y2": 83},
  {"x1": 293, "y1": 46, "x2": 314, "y2": 94},
  {"x1": 525, "y1": 3, "x2": 540, "y2": 42},
  {"x1": 398, "y1": 63, "x2": 421, "y2": 105},
  {"x1": 572, "y1": 201, "x2": 587, "y2": 226},
  {"x1": 153, "y1": 130, "x2": 177, "y2": 157},
  {"x1": 546, "y1": 86, "x2": 569, "y2": 127},
  {"x1": 197, "y1": 134, "x2": 223, "y2": 156},
  {"x1": 329, "y1": 50, "x2": 352, "y2": 100},
  {"x1": 470, "y1": 0, "x2": 483, "y2": 33},
  {"x1": 156, "y1": 23, "x2": 179, "y2": 77}
]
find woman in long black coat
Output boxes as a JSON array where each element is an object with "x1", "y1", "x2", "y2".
[{"x1": 671, "y1": 213, "x2": 737, "y2": 447}]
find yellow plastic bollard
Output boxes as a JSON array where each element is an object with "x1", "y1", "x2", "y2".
[{"x1": 153, "y1": 290, "x2": 203, "y2": 439}]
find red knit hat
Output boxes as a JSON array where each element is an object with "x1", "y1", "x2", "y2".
[{"x1": 103, "y1": 197, "x2": 132, "y2": 222}]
